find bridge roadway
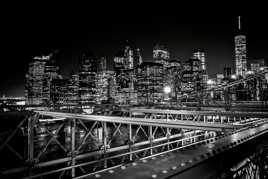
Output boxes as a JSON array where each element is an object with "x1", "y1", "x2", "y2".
[
  {"x1": 84, "y1": 122, "x2": 268, "y2": 179},
  {"x1": 36, "y1": 111, "x2": 242, "y2": 132}
]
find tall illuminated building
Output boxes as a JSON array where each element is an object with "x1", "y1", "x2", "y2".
[
  {"x1": 96, "y1": 70, "x2": 116, "y2": 104},
  {"x1": 137, "y1": 62, "x2": 164, "y2": 105},
  {"x1": 50, "y1": 78, "x2": 68, "y2": 106},
  {"x1": 193, "y1": 50, "x2": 206, "y2": 71},
  {"x1": 25, "y1": 53, "x2": 60, "y2": 105},
  {"x1": 153, "y1": 44, "x2": 170, "y2": 60},
  {"x1": 223, "y1": 67, "x2": 232, "y2": 79},
  {"x1": 235, "y1": 16, "x2": 247, "y2": 78},
  {"x1": 165, "y1": 60, "x2": 182, "y2": 102},
  {"x1": 96, "y1": 57, "x2": 117, "y2": 104},
  {"x1": 153, "y1": 44, "x2": 170, "y2": 68},
  {"x1": 249, "y1": 59, "x2": 266, "y2": 72},
  {"x1": 78, "y1": 52, "x2": 97, "y2": 105},
  {"x1": 43, "y1": 53, "x2": 60, "y2": 104},
  {"x1": 113, "y1": 42, "x2": 141, "y2": 105},
  {"x1": 66, "y1": 73, "x2": 79, "y2": 106},
  {"x1": 99, "y1": 57, "x2": 107, "y2": 71},
  {"x1": 25, "y1": 56, "x2": 47, "y2": 105},
  {"x1": 181, "y1": 58, "x2": 202, "y2": 94},
  {"x1": 134, "y1": 48, "x2": 143, "y2": 68}
]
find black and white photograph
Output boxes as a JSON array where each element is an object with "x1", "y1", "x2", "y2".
[{"x1": 1, "y1": 5, "x2": 268, "y2": 179}]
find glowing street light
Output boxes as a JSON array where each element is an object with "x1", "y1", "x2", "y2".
[
  {"x1": 231, "y1": 74, "x2": 237, "y2": 80},
  {"x1": 164, "y1": 86, "x2": 171, "y2": 94},
  {"x1": 207, "y1": 79, "x2": 214, "y2": 85}
]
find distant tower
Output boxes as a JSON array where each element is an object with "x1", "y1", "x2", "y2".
[
  {"x1": 99, "y1": 57, "x2": 107, "y2": 72},
  {"x1": 153, "y1": 44, "x2": 170, "y2": 61},
  {"x1": 153, "y1": 44, "x2": 170, "y2": 68},
  {"x1": 235, "y1": 16, "x2": 247, "y2": 78},
  {"x1": 193, "y1": 50, "x2": 206, "y2": 71},
  {"x1": 78, "y1": 52, "x2": 97, "y2": 104},
  {"x1": 25, "y1": 53, "x2": 60, "y2": 105}
]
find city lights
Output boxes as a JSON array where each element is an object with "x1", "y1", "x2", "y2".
[
  {"x1": 1, "y1": 14, "x2": 268, "y2": 179},
  {"x1": 164, "y1": 86, "x2": 171, "y2": 94},
  {"x1": 207, "y1": 79, "x2": 214, "y2": 85},
  {"x1": 231, "y1": 74, "x2": 237, "y2": 80}
]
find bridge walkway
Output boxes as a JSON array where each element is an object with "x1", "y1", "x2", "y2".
[{"x1": 84, "y1": 123, "x2": 268, "y2": 179}]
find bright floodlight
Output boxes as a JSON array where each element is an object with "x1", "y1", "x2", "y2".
[
  {"x1": 231, "y1": 74, "x2": 237, "y2": 79},
  {"x1": 207, "y1": 79, "x2": 213, "y2": 85},
  {"x1": 164, "y1": 86, "x2": 171, "y2": 94}
]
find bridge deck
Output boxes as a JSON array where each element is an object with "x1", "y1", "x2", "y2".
[{"x1": 84, "y1": 123, "x2": 268, "y2": 179}]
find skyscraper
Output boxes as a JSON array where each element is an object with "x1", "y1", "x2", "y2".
[
  {"x1": 25, "y1": 56, "x2": 47, "y2": 105},
  {"x1": 153, "y1": 44, "x2": 170, "y2": 61},
  {"x1": 124, "y1": 45, "x2": 134, "y2": 70},
  {"x1": 78, "y1": 52, "x2": 97, "y2": 105},
  {"x1": 99, "y1": 57, "x2": 107, "y2": 72},
  {"x1": 153, "y1": 44, "x2": 170, "y2": 68},
  {"x1": 134, "y1": 48, "x2": 143, "y2": 68},
  {"x1": 43, "y1": 53, "x2": 60, "y2": 104},
  {"x1": 25, "y1": 53, "x2": 60, "y2": 105},
  {"x1": 193, "y1": 50, "x2": 206, "y2": 71},
  {"x1": 67, "y1": 73, "x2": 79, "y2": 106},
  {"x1": 235, "y1": 16, "x2": 247, "y2": 78},
  {"x1": 137, "y1": 62, "x2": 164, "y2": 105},
  {"x1": 113, "y1": 43, "x2": 140, "y2": 105},
  {"x1": 165, "y1": 60, "x2": 182, "y2": 102},
  {"x1": 223, "y1": 67, "x2": 232, "y2": 79},
  {"x1": 249, "y1": 59, "x2": 266, "y2": 72},
  {"x1": 50, "y1": 78, "x2": 68, "y2": 107},
  {"x1": 181, "y1": 58, "x2": 202, "y2": 95}
]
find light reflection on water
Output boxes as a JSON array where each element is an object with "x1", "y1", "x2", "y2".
[{"x1": 35, "y1": 124, "x2": 103, "y2": 155}]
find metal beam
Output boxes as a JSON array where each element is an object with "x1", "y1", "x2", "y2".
[
  {"x1": 129, "y1": 108, "x2": 268, "y2": 118},
  {"x1": 35, "y1": 111, "x2": 240, "y2": 131}
]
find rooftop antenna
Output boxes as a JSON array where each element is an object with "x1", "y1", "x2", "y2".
[{"x1": 238, "y1": 16, "x2": 241, "y2": 30}]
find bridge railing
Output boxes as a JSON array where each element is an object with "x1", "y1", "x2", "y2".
[
  {"x1": 130, "y1": 108, "x2": 268, "y2": 126},
  {"x1": 0, "y1": 111, "x2": 217, "y2": 179}
]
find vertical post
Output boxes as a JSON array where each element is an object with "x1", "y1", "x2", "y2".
[
  {"x1": 149, "y1": 126, "x2": 153, "y2": 155},
  {"x1": 102, "y1": 122, "x2": 107, "y2": 168},
  {"x1": 166, "y1": 114, "x2": 170, "y2": 151},
  {"x1": 256, "y1": 79, "x2": 260, "y2": 101},
  {"x1": 166, "y1": 128, "x2": 170, "y2": 151},
  {"x1": 129, "y1": 124, "x2": 133, "y2": 161},
  {"x1": 27, "y1": 114, "x2": 35, "y2": 175},
  {"x1": 71, "y1": 119, "x2": 76, "y2": 178}
]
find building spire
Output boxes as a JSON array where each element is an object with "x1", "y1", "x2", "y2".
[{"x1": 238, "y1": 16, "x2": 241, "y2": 30}]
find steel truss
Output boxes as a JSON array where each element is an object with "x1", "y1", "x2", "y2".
[
  {"x1": 183, "y1": 69, "x2": 268, "y2": 102},
  {"x1": 130, "y1": 108, "x2": 268, "y2": 126},
  {"x1": 230, "y1": 146, "x2": 268, "y2": 179},
  {"x1": 0, "y1": 112, "x2": 216, "y2": 179}
]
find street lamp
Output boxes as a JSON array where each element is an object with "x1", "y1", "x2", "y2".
[
  {"x1": 164, "y1": 86, "x2": 171, "y2": 94},
  {"x1": 207, "y1": 79, "x2": 214, "y2": 85},
  {"x1": 231, "y1": 74, "x2": 237, "y2": 80}
]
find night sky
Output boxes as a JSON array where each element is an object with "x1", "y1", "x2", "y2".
[{"x1": 2, "y1": 5, "x2": 268, "y2": 97}]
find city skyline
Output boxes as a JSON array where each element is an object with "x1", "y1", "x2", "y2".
[
  {"x1": 2, "y1": 14, "x2": 268, "y2": 96},
  {"x1": 1, "y1": 7, "x2": 268, "y2": 178}
]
